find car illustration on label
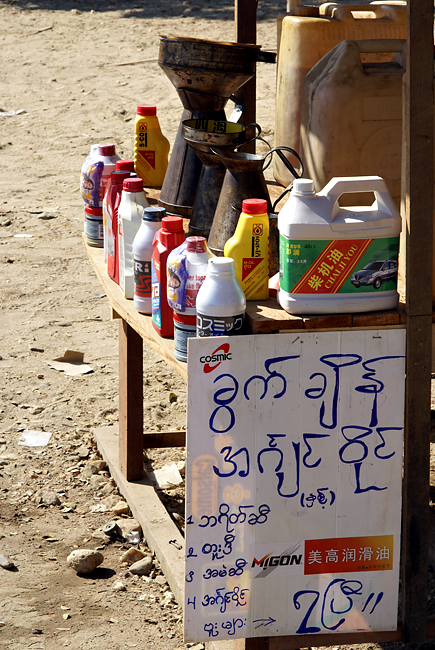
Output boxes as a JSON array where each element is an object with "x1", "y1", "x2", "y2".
[{"x1": 351, "y1": 260, "x2": 398, "y2": 289}]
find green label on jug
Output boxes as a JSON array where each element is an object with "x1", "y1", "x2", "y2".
[{"x1": 279, "y1": 236, "x2": 399, "y2": 294}]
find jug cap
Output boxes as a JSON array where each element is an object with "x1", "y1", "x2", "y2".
[
  {"x1": 143, "y1": 206, "x2": 166, "y2": 222},
  {"x1": 186, "y1": 236, "x2": 207, "y2": 253},
  {"x1": 162, "y1": 216, "x2": 184, "y2": 232},
  {"x1": 116, "y1": 160, "x2": 135, "y2": 172},
  {"x1": 242, "y1": 198, "x2": 268, "y2": 215},
  {"x1": 207, "y1": 257, "x2": 236, "y2": 276},
  {"x1": 292, "y1": 179, "x2": 315, "y2": 196},
  {"x1": 85, "y1": 205, "x2": 103, "y2": 217},
  {"x1": 137, "y1": 105, "x2": 157, "y2": 117},
  {"x1": 123, "y1": 178, "x2": 144, "y2": 192},
  {"x1": 111, "y1": 170, "x2": 130, "y2": 183},
  {"x1": 97, "y1": 143, "x2": 116, "y2": 156}
]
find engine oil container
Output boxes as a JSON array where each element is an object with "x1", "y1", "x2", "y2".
[{"x1": 278, "y1": 176, "x2": 401, "y2": 315}]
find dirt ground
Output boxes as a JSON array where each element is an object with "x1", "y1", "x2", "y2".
[{"x1": 0, "y1": 0, "x2": 434, "y2": 649}]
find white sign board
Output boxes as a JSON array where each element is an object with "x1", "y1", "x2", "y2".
[{"x1": 185, "y1": 329, "x2": 405, "y2": 643}]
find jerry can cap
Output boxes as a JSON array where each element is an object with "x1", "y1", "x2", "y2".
[
  {"x1": 186, "y1": 236, "x2": 207, "y2": 253},
  {"x1": 123, "y1": 178, "x2": 144, "y2": 192},
  {"x1": 161, "y1": 216, "x2": 184, "y2": 232},
  {"x1": 111, "y1": 170, "x2": 130, "y2": 183},
  {"x1": 242, "y1": 198, "x2": 268, "y2": 215},
  {"x1": 143, "y1": 206, "x2": 166, "y2": 222},
  {"x1": 137, "y1": 105, "x2": 157, "y2": 116},
  {"x1": 116, "y1": 159, "x2": 135, "y2": 172},
  {"x1": 292, "y1": 178, "x2": 315, "y2": 196},
  {"x1": 97, "y1": 143, "x2": 116, "y2": 156}
]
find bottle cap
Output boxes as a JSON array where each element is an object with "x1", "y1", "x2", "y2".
[
  {"x1": 116, "y1": 160, "x2": 135, "y2": 172},
  {"x1": 242, "y1": 198, "x2": 268, "y2": 215},
  {"x1": 97, "y1": 143, "x2": 116, "y2": 156},
  {"x1": 161, "y1": 216, "x2": 184, "y2": 233},
  {"x1": 207, "y1": 257, "x2": 236, "y2": 277},
  {"x1": 186, "y1": 236, "x2": 207, "y2": 253},
  {"x1": 85, "y1": 205, "x2": 103, "y2": 217},
  {"x1": 292, "y1": 179, "x2": 315, "y2": 196},
  {"x1": 137, "y1": 105, "x2": 157, "y2": 117},
  {"x1": 143, "y1": 206, "x2": 166, "y2": 222},
  {"x1": 123, "y1": 178, "x2": 144, "y2": 192},
  {"x1": 111, "y1": 171, "x2": 130, "y2": 184}
]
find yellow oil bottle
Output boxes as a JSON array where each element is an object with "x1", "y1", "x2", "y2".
[
  {"x1": 224, "y1": 198, "x2": 269, "y2": 300},
  {"x1": 134, "y1": 105, "x2": 170, "y2": 188}
]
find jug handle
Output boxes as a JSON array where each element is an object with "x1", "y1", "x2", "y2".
[
  {"x1": 319, "y1": 176, "x2": 398, "y2": 219},
  {"x1": 262, "y1": 146, "x2": 304, "y2": 179},
  {"x1": 235, "y1": 122, "x2": 262, "y2": 148}
]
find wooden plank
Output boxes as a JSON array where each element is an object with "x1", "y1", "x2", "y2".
[
  {"x1": 401, "y1": 0, "x2": 434, "y2": 641},
  {"x1": 119, "y1": 319, "x2": 144, "y2": 480},
  {"x1": 93, "y1": 425, "x2": 185, "y2": 605},
  {"x1": 82, "y1": 235, "x2": 187, "y2": 381},
  {"x1": 302, "y1": 312, "x2": 352, "y2": 330},
  {"x1": 245, "y1": 299, "x2": 305, "y2": 333},
  {"x1": 351, "y1": 309, "x2": 401, "y2": 328},
  {"x1": 143, "y1": 431, "x2": 186, "y2": 448},
  {"x1": 235, "y1": 0, "x2": 256, "y2": 152}
]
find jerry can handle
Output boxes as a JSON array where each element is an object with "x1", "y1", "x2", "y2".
[
  {"x1": 355, "y1": 38, "x2": 405, "y2": 54},
  {"x1": 319, "y1": 176, "x2": 398, "y2": 218}
]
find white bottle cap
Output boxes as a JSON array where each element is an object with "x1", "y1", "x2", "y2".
[
  {"x1": 207, "y1": 257, "x2": 235, "y2": 276},
  {"x1": 292, "y1": 178, "x2": 315, "y2": 196}
]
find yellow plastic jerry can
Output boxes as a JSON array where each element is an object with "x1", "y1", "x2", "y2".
[
  {"x1": 299, "y1": 39, "x2": 405, "y2": 208},
  {"x1": 274, "y1": 2, "x2": 407, "y2": 186}
]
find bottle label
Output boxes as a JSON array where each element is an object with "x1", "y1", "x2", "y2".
[
  {"x1": 151, "y1": 258, "x2": 161, "y2": 328},
  {"x1": 185, "y1": 272, "x2": 207, "y2": 310},
  {"x1": 197, "y1": 312, "x2": 245, "y2": 337},
  {"x1": 279, "y1": 235, "x2": 399, "y2": 294},
  {"x1": 134, "y1": 259, "x2": 152, "y2": 298},
  {"x1": 85, "y1": 218, "x2": 103, "y2": 242},
  {"x1": 137, "y1": 150, "x2": 156, "y2": 171}
]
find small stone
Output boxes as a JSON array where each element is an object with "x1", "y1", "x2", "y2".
[
  {"x1": 67, "y1": 549, "x2": 104, "y2": 574},
  {"x1": 154, "y1": 575, "x2": 167, "y2": 586},
  {"x1": 117, "y1": 519, "x2": 142, "y2": 540},
  {"x1": 71, "y1": 8, "x2": 81, "y2": 14},
  {"x1": 32, "y1": 628, "x2": 43, "y2": 634},
  {"x1": 112, "y1": 500, "x2": 130, "y2": 516},
  {"x1": 76, "y1": 446, "x2": 90, "y2": 459},
  {"x1": 129, "y1": 557, "x2": 153, "y2": 576},
  {"x1": 100, "y1": 479, "x2": 116, "y2": 495},
  {"x1": 0, "y1": 554, "x2": 15, "y2": 570},
  {"x1": 82, "y1": 464, "x2": 99, "y2": 478},
  {"x1": 112, "y1": 580, "x2": 127, "y2": 592},
  {"x1": 89, "y1": 474, "x2": 108, "y2": 490},
  {"x1": 161, "y1": 591, "x2": 175, "y2": 606},
  {"x1": 120, "y1": 548, "x2": 147, "y2": 564},
  {"x1": 35, "y1": 490, "x2": 60, "y2": 506},
  {"x1": 91, "y1": 530, "x2": 109, "y2": 542}
]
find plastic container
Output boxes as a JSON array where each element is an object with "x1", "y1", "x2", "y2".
[
  {"x1": 105, "y1": 171, "x2": 130, "y2": 281},
  {"x1": 81, "y1": 143, "x2": 121, "y2": 207},
  {"x1": 224, "y1": 198, "x2": 270, "y2": 300},
  {"x1": 274, "y1": 2, "x2": 406, "y2": 185},
  {"x1": 134, "y1": 105, "x2": 170, "y2": 188},
  {"x1": 132, "y1": 206, "x2": 166, "y2": 314},
  {"x1": 196, "y1": 258, "x2": 246, "y2": 338},
  {"x1": 300, "y1": 39, "x2": 405, "y2": 207},
  {"x1": 118, "y1": 178, "x2": 150, "y2": 299},
  {"x1": 278, "y1": 176, "x2": 401, "y2": 315},
  {"x1": 167, "y1": 236, "x2": 213, "y2": 360},
  {"x1": 151, "y1": 217, "x2": 185, "y2": 337},
  {"x1": 84, "y1": 205, "x2": 103, "y2": 247}
]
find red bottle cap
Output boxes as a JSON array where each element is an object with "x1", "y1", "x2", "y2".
[
  {"x1": 97, "y1": 143, "x2": 116, "y2": 156},
  {"x1": 186, "y1": 236, "x2": 207, "y2": 253},
  {"x1": 137, "y1": 105, "x2": 157, "y2": 117},
  {"x1": 161, "y1": 216, "x2": 184, "y2": 233},
  {"x1": 111, "y1": 171, "x2": 130, "y2": 184},
  {"x1": 242, "y1": 198, "x2": 268, "y2": 215},
  {"x1": 85, "y1": 205, "x2": 103, "y2": 217},
  {"x1": 116, "y1": 160, "x2": 135, "y2": 172},
  {"x1": 123, "y1": 178, "x2": 144, "y2": 192}
]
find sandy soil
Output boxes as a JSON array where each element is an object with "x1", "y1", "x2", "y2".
[{"x1": 0, "y1": 1, "x2": 433, "y2": 649}]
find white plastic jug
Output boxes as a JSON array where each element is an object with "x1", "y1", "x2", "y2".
[{"x1": 278, "y1": 176, "x2": 401, "y2": 314}]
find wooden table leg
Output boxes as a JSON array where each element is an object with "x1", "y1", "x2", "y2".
[{"x1": 119, "y1": 318, "x2": 144, "y2": 480}]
